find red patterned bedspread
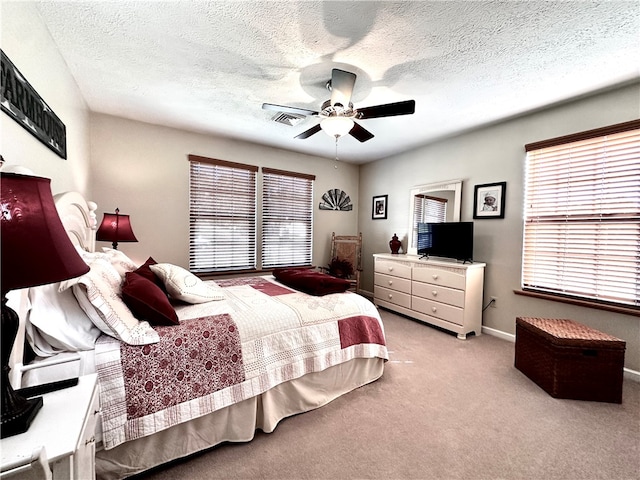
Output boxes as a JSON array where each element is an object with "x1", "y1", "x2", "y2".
[{"x1": 96, "y1": 276, "x2": 387, "y2": 449}]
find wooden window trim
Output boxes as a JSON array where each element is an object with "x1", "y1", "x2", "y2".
[
  {"x1": 514, "y1": 289, "x2": 640, "y2": 317},
  {"x1": 188, "y1": 154, "x2": 258, "y2": 172},
  {"x1": 262, "y1": 167, "x2": 316, "y2": 181},
  {"x1": 525, "y1": 119, "x2": 640, "y2": 151}
]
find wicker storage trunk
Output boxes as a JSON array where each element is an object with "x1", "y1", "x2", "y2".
[{"x1": 515, "y1": 317, "x2": 625, "y2": 403}]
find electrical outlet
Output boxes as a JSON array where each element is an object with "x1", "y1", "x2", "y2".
[{"x1": 490, "y1": 296, "x2": 497, "y2": 308}]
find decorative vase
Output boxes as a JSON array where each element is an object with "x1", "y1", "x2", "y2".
[{"x1": 389, "y1": 234, "x2": 401, "y2": 254}]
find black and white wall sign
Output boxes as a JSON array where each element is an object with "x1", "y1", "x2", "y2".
[{"x1": 1, "y1": 49, "x2": 67, "y2": 159}]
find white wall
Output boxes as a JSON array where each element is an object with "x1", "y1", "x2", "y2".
[
  {"x1": 89, "y1": 113, "x2": 360, "y2": 268},
  {"x1": 0, "y1": 2, "x2": 91, "y2": 194},
  {"x1": 359, "y1": 82, "x2": 640, "y2": 371}
]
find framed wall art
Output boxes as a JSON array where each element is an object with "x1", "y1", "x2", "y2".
[
  {"x1": 372, "y1": 194, "x2": 388, "y2": 220},
  {"x1": 473, "y1": 182, "x2": 506, "y2": 219}
]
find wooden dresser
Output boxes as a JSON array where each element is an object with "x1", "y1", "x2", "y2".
[{"x1": 373, "y1": 253, "x2": 486, "y2": 339}]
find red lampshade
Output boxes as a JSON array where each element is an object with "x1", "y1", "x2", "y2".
[
  {"x1": 96, "y1": 209, "x2": 138, "y2": 248},
  {"x1": 0, "y1": 173, "x2": 90, "y2": 294}
]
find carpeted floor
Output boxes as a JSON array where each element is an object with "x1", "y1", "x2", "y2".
[{"x1": 134, "y1": 309, "x2": 640, "y2": 480}]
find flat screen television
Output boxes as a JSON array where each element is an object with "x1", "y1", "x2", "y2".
[{"x1": 417, "y1": 221, "x2": 474, "y2": 263}]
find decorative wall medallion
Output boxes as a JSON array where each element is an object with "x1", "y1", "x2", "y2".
[{"x1": 319, "y1": 188, "x2": 352, "y2": 211}]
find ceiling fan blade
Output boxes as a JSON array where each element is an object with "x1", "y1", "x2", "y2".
[
  {"x1": 295, "y1": 123, "x2": 322, "y2": 139},
  {"x1": 262, "y1": 103, "x2": 319, "y2": 116},
  {"x1": 330, "y1": 69, "x2": 357, "y2": 108},
  {"x1": 349, "y1": 122, "x2": 374, "y2": 143},
  {"x1": 355, "y1": 100, "x2": 416, "y2": 119}
]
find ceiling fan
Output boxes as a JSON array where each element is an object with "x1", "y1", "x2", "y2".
[{"x1": 262, "y1": 68, "x2": 416, "y2": 142}]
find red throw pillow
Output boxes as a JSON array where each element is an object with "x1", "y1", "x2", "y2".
[
  {"x1": 133, "y1": 257, "x2": 167, "y2": 292},
  {"x1": 273, "y1": 268, "x2": 351, "y2": 296},
  {"x1": 121, "y1": 272, "x2": 179, "y2": 326}
]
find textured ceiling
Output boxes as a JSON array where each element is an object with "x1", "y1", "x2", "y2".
[{"x1": 32, "y1": 1, "x2": 640, "y2": 164}]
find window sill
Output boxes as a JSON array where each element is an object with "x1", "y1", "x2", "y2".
[{"x1": 514, "y1": 289, "x2": 639, "y2": 318}]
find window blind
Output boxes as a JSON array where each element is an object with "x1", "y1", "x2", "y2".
[
  {"x1": 523, "y1": 120, "x2": 640, "y2": 308},
  {"x1": 189, "y1": 156, "x2": 258, "y2": 272},
  {"x1": 411, "y1": 195, "x2": 447, "y2": 249},
  {"x1": 261, "y1": 168, "x2": 314, "y2": 268}
]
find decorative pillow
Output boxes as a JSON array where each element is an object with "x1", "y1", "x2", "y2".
[
  {"x1": 59, "y1": 246, "x2": 137, "y2": 291},
  {"x1": 273, "y1": 268, "x2": 351, "y2": 296},
  {"x1": 99, "y1": 248, "x2": 139, "y2": 278},
  {"x1": 71, "y1": 258, "x2": 159, "y2": 345},
  {"x1": 132, "y1": 257, "x2": 167, "y2": 292},
  {"x1": 25, "y1": 282, "x2": 102, "y2": 357},
  {"x1": 121, "y1": 272, "x2": 179, "y2": 326},
  {"x1": 149, "y1": 263, "x2": 225, "y2": 304}
]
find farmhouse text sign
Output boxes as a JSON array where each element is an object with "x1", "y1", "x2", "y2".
[{"x1": 1, "y1": 49, "x2": 67, "y2": 159}]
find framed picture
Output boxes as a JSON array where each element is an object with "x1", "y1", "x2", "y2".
[
  {"x1": 473, "y1": 182, "x2": 506, "y2": 219},
  {"x1": 372, "y1": 194, "x2": 388, "y2": 220}
]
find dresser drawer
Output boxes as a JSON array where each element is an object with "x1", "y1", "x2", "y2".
[
  {"x1": 375, "y1": 259, "x2": 412, "y2": 279},
  {"x1": 375, "y1": 273, "x2": 411, "y2": 294},
  {"x1": 375, "y1": 285, "x2": 412, "y2": 309},
  {"x1": 412, "y1": 266, "x2": 466, "y2": 290},
  {"x1": 412, "y1": 296, "x2": 464, "y2": 325},
  {"x1": 412, "y1": 281, "x2": 464, "y2": 308}
]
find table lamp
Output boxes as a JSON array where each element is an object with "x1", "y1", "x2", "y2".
[
  {"x1": 96, "y1": 208, "x2": 137, "y2": 250},
  {"x1": 1, "y1": 172, "x2": 90, "y2": 438}
]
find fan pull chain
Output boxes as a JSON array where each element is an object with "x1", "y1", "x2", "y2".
[{"x1": 334, "y1": 135, "x2": 339, "y2": 169}]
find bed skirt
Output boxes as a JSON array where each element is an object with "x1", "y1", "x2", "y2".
[{"x1": 95, "y1": 357, "x2": 385, "y2": 480}]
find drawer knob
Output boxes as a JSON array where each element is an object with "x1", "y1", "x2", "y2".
[
  {"x1": 388, "y1": 294, "x2": 393, "y2": 299},
  {"x1": 388, "y1": 280, "x2": 393, "y2": 286},
  {"x1": 431, "y1": 306, "x2": 437, "y2": 313},
  {"x1": 388, "y1": 267, "x2": 394, "y2": 272},
  {"x1": 432, "y1": 290, "x2": 437, "y2": 296},
  {"x1": 432, "y1": 274, "x2": 439, "y2": 280}
]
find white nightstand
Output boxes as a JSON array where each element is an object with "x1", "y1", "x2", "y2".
[{"x1": 1, "y1": 374, "x2": 99, "y2": 480}]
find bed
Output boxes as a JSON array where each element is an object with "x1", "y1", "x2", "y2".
[{"x1": 8, "y1": 192, "x2": 388, "y2": 480}]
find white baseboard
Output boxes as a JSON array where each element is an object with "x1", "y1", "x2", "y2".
[
  {"x1": 482, "y1": 326, "x2": 640, "y2": 383},
  {"x1": 482, "y1": 325, "x2": 516, "y2": 342}
]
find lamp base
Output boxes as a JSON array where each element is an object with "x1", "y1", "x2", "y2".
[
  {"x1": 1, "y1": 293, "x2": 44, "y2": 438},
  {"x1": 1, "y1": 395, "x2": 43, "y2": 439}
]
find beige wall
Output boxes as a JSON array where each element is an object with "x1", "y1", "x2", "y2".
[
  {"x1": 0, "y1": 2, "x2": 91, "y2": 194},
  {"x1": 89, "y1": 113, "x2": 359, "y2": 269},
  {"x1": 359, "y1": 82, "x2": 640, "y2": 371}
]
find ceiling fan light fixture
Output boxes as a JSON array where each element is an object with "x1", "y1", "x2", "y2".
[{"x1": 320, "y1": 116, "x2": 354, "y2": 138}]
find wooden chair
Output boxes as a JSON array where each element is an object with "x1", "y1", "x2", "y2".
[{"x1": 326, "y1": 232, "x2": 362, "y2": 293}]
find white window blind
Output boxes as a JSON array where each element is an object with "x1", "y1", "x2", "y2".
[
  {"x1": 523, "y1": 120, "x2": 640, "y2": 308},
  {"x1": 261, "y1": 167, "x2": 314, "y2": 268},
  {"x1": 411, "y1": 195, "x2": 447, "y2": 249},
  {"x1": 189, "y1": 155, "x2": 257, "y2": 272}
]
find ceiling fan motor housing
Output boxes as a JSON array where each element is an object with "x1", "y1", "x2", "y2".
[{"x1": 320, "y1": 99, "x2": 354, "y2": 118}]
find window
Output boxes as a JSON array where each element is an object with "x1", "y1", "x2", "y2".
[
  {"x1": 189, "y1": 155, "x2": 314, "y2": 273},
  {"x1": 262, "y1": 168, "x2": 314, "y2": 268},
  {"x1": 189, "y1": 156, "x2": 258, "y2": 272},
  {"x1": 522, "y1": 120, "x2": 640, "y2": 309}
]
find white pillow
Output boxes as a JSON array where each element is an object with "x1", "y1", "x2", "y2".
[
  {"x1": 26, "y1": 282, "x2": 102, "y2": 357},
  {"x1": 149, "y1": 263, "x2": 225, "y2": 304},
  {"x1": 99, "y1": 247, "x2": 139, "y2": 277},
  {"x1": 71, "y1": 258, "x2": 159, "y2": 345},
  {"x1": 59, "y1": 247, "x2": 138, "y2": 291}
]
